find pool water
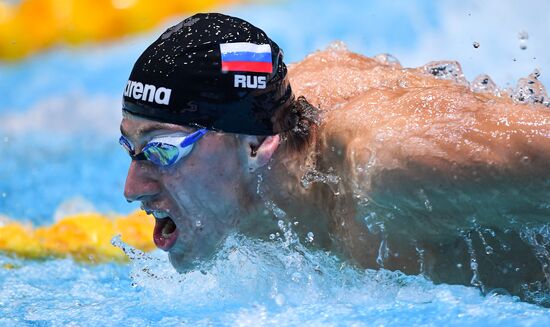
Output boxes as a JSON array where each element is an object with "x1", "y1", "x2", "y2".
[
  {"x1": 2, "y1": 235, "x2": 550, "y2": 326},
  {"x1": 1, "y1": 0, "x2": 550, "y2": 325}
]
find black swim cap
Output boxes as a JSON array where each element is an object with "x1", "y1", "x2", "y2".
[{"x1": 122, "y1": 13, "x2": 296, "y2": 135}]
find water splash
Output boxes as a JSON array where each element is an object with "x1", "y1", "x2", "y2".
[
  {"x1": 376, "y1": 237, "x2": 389, "y2": 267},
  {"x1": 511, "y1": 69, "x2": 549, "y2": 106},
  {"x1": 3, "y1": 222, "x2": 550, "y2": 325},
  {"x1": 325, "y1": 40, "x2": 349, "y2": 53},
  {"x1": 422, "y1": 60, "x2": 469, "y2": 86},
  {"x1": 520, "y1": 224, "x2": 550, "y2": 287},
  {"x1": 471, "y1": 74, "x2": 500, "y2": 96},
  {"x1": 363, "y1": 211, "x2": 386, "y2": 235},
  {"x1": 264, "y1": 200, "x2": 287, "y2": 219},
  {"x1": 373, "y1": 53, "x2": 401, "y2": 67},
  {"x1": 415, "y1": 244, "x2": 426, "y2": 274},
  {"x1": 416, "y1": 188, "x2": 433, "y2": 212},
  {"x1": 300, "y1": 167, "x2": 341, "y2": 190},
  {"x1": 306, "y1": 232, "x2": 315, "y2": 243},
  {"x1": 463, "y1": 231, "x2": 483, "y2": 291}
]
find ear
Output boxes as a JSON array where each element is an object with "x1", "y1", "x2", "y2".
[{"x1": 243, "y1": 135, "x2": 280, "y2": 172}]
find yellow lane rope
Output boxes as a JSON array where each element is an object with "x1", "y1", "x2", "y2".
[
  {"x1": 0, "y1": 210, "x2": 155, "y2": 263},
  {"x1": 0, "y1": 0, "x2": 240, "y2": 60}
]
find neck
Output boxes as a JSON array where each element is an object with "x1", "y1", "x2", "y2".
[
  {"x1": 243, "y1": 134, "x2": 319, "y2": 231},
  {"x1": 265, "y1": 134, "x2": 317, "y2": 197}
]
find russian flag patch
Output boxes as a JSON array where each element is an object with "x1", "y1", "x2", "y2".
[{"x1": 220, "y1": 42, "x2": 273, "y2": 73}]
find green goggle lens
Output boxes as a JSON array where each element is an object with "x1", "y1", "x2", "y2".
[{"x1": 143, "y1": 143, "x2": 180, "y2": 166}]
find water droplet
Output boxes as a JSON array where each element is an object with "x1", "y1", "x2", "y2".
[
  {"x1": 511, "y1": 69, "x2": 549, "y2": 105},
  {"x1": 363, "y1": 212, "x2": 384, "y2": 234},
  {"x1": 518, "y1": 31, "x2": 529, "y2": 41},
  {"x1": 301, "y1": 169, "x2": 340, "y2": 189},
  {"x1": 376, "y1": 238, "x2": 389, "y2": 267},
  {"x1": 417, "y1": 189, "x2": 432, "y2": 212},
  {"x1": 291, "y1": 272, "x2": 302, "y2": 282},
  {"x1": 471, "y1": 74, "x2": 499, "y2": 96},
  {"x1": 422, "y1": 61, "x2": 468, "y2": 85},
  {"x1": 415, "y1": 245, "x2": 425, "y2": 273},
  {"x1": 464, "y1": 234, "x2": 483, "y2": 288},
  {"x1": 518, "y1": 30, "x2": 529, "y2": 50},
  {"x1": 274, "y1": 294, "x2": 285, "y2": 306},
  {"x1": 326, "y1": 40, "x2": 348, "y2": 52},
  {"x1": 373, "y1": 53, "x2": 401, "y2": 67}
]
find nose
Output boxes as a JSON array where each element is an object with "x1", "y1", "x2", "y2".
[{"x1": 124, "y1": 160, "x2": 161, "y2": 202}]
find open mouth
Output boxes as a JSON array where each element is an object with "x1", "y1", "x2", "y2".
[{"x1": 153, "y1": 216, "x2": 179, "y2": 251}]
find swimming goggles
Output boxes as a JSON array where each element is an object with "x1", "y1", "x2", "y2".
[{"x1": 119, "y1": 128, "x2": 208, "y2": 167}]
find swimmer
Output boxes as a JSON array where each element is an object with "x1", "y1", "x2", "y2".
[{"x1": 120, "y1": 13, "x2": 550, "y2": 300}]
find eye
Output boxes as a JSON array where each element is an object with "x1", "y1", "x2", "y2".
[
  {"x1": 119, "y1": 135, "x2": 135, "y2": 155},
  {"x1": 143, "y1": 143, "x2": 180, "y2": 166}
]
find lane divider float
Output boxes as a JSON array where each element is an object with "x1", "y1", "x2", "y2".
[
  {"x1": 0, "y1": 0, "x2": 239, "y2": 60},
  {"x1": 0, "y1": 210, "x2": 155, "y2": 263}
]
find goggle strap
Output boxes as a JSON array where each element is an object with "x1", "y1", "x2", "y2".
[
  {"x1": 119, "y1": 135, "x2": 135, "y2": 154},
  {"x1": 180, "y1": 128, "x2": 208, "y2": 148}
]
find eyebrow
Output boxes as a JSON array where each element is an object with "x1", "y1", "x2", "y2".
[{"x1": 120, "y1": 123, "x2": 177, "y2": 139}]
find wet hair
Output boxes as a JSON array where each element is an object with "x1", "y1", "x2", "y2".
[{"x1": 277, "y1": 96, "x2": 320, "y2": 153}]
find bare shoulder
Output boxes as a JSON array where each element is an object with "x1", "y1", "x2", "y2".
[
  {"x1": 289, "y1": 47, "x2": 550, "y2": 233},
  {"x1": 289, "y1": 47, "x2": 550, "y2": 176}
]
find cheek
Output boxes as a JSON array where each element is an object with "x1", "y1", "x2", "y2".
[
  {"x1": 199, "y1": 164, "x2": 245, "y2": 199},
  {"x1": 160, "y1": 154, "x2": 246, "y2": 202},
  {"x1": 193, "y1": 145, "x2": 245, "y2": 186}
]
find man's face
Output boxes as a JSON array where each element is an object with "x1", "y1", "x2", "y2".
[{"x1": 120, "y1": 113, "x2": 255, "y2": 272}]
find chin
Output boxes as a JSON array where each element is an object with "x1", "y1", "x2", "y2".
[
  {"x1": 168, "y1": 251, "x2": 195, "y2": 273},
  {"x1": 167, "y1": 242, "x2": 218, "y2": 273},
  {"x1": 164, "y1": 223, "x2": 233, "y2": 273}
]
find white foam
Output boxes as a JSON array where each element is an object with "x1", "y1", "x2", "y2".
[
  {"x1": 53, "y1": 196, "x2": 98, "y2": 222},
  {"x1": 0, "y1": 91, "x2": 121, "y2": 137}
]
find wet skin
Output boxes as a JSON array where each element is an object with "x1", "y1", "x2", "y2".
[
  {"x1": 287, "y1": 47, "x2": 550, "y2": 295},
  {"x1": 121, "y1": 113, "x2": 265, "y2": 271},
  {"x1": 122, "y1": 47, "x2": 550, "y2": 297}
]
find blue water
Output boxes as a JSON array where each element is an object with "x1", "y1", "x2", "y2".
[
  {"x1": 1, "y1": 0, "x2": 550, "y2": 325},
  {"x1": 2, "y1": 235, "x2": 550, "y2": 326}
]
